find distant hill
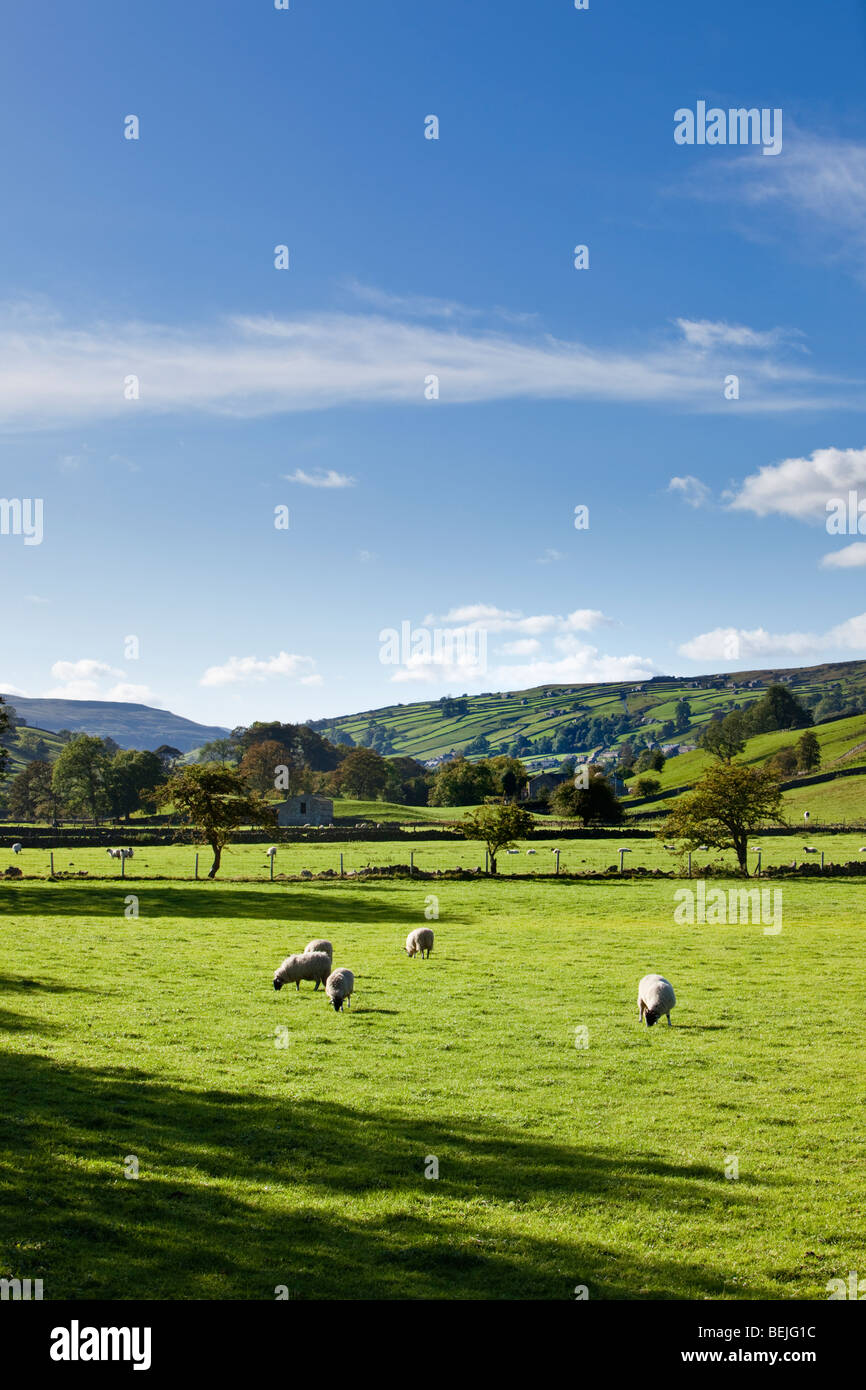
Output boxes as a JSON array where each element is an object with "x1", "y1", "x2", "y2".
[{"x1": 1, "y1": 697, "x2": 229, "y2": 753}]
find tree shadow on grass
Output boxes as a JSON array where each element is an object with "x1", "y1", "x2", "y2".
[
  {"x1": 0, "y1": 972, "x2": 101, "y2": 995},
  {"x1": 0, "y1": 884, "x2": 452, "y2": 926},
  {"x1": 0, "y1": 1048, "x2": 788, "y2": 1302}
]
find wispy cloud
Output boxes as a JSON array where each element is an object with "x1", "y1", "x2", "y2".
[
  {"x1": 675, "y1": 319, "x2": 797, "y2": 351},
  {"x1": 668, "y1": 474, "x2": 711, "y2": 508},
  {"x1": 678, "y1": 129, "x2": 866, "y2": 280},
  {"x1": 200, "y1": 652, "x2": 322, "y2": 687},
  {"x1": 0, "y1": 302, "x2": 853, "y2": 430},
  {"x1": 283, "y1": 468, "x2": 356, "y2": 489},
  {"x1": 536, "y1": 548, "x2": 563, "y2": 564},
  {"x1": 422, "y1": 604, "x2": 614, "y2": 636}
]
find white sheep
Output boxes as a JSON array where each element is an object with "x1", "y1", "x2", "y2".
[
  {"x1": 325, "y1": 967, "x2": 354, "y2": 1012},
  {"x1": 273, "y1": 951, "x2": 331, "y2": 992},
  {"x1": 106, "y1": 848, "x2": 122, "y2": 860},
  {"x1": 304, "y1": 938, "x2": 333, "y2": 964},
  {"x1": 266, "y1": 846, "x2": 277, "y2": 857},
  {"x1": 123, "y1": 847, "x2": 134, "y2": 860},
  {"x1": 12, "y1": 843, "x2": 22, "y2": 855},
  {"x1": 638, "y1": 974, "x2": 676, "y2": 1028},
  {"x1": 405, "y1": 926, "x2": 434, "y2": 959}
]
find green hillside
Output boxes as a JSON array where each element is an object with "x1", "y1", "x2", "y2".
[
  {"x1": 1, "y1": 723, "x2": 66, "y2": 776},
  {"x1": 314, "y1": 661, "x2": 866, "y2": 768}
]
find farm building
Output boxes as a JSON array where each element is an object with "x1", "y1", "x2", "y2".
[
  {"x1": 276, "y1": 795, "x2": 334, "y2": 826},
  {"x1": 522, "y1": 771, "x2": 570, "y2": 800}
]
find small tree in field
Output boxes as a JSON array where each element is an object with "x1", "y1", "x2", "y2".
[
  {"x1": 660, "y1": 761, "x2": 784, "y2": 875},
  {"x1": 551, "y1": 769, "x2": 623, "y2": 825},
  {"x1": 634, "y1": 774, "x2": 661, "y2": 797},
  {"x1": 461, "y1": 802, "x2": 534, "y2": 875},
  {"x1": 796, "y1": 729, "x2": 820, "y2": 773},
  {"x1": 151, "y1": 764, "x2": 276, "y2": 878}
]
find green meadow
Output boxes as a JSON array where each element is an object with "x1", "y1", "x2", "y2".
[
  {"x1": 6, "y1": 832, "x2": 866, "y2": 882},
  {"x1": 1, "y1": 870, "x2": 864, "y2": 1300}
]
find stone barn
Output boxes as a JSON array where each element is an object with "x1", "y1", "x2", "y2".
[{"x1": 276, "y1": 795, "x2": 334, "y2": 827}]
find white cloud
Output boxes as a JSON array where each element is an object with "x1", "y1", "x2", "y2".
[
  {"x1": 25, "y1": 594, "x2": 49, "y2": 604},
  {"x1": 422, "y1": 604, "x2": 611, "y2": 637},
  {"x1": 494, "y1": 646, "x2": 656, "y2": 687},
  {"x1": 678, "y1": 626, "x2": 818, "y2": 663},
  {"x1": 668, "y1": 474, "x2": 711, "y2": 508},
  {"x1": 499, "y1": 638, "x2": 542, "y2": 656},
  {"x1": 827, "y1": 612, "x2": 866, "y2": 649},
  {"x1": 200, "y1": 652, "x2": 320, "y2": 687},
  {"x1": 562, "y1": 608, "x2": 613, "y2": 631},
  {"x1": 283, "y1": 468, "x2": 356, "y2": 488},
  {"x1": 675, "y1": 319, "x2": 793, "y2": 351},
  {"x1": 536, "y1": 548, "x2": 563, "y2": 564},
  {"x1": 729, "y1": 446, "x2": 866, "y2": 521},
  {"x1": 821, "y1": 543, "x2": 866, "y2": 569},
  {"x1": 678, "y1": 610, "x2": 866, "y2": 662},
  {"x1": 41, "y1": 658, "x2": 158, "y2": 703},
  {"x1": 681, "y1": 130, "x2": 866, "y2": 278},
  {"x1": 0, "y1": 302, "x2": 852, "y2": 430},
  {"x1": 105, "y1": 683, "x2": 155, "y2": 702},
  {"x1": 0, "y1": 683, "x2": 29, "y2": 697}
]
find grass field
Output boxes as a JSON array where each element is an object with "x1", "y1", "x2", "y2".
[
  {"x1": 5, "y1": 832, "x2": 866, "y2": 881},
  {"x1": 1, "y1": 872, "x2": 864, "y2": 1300}
]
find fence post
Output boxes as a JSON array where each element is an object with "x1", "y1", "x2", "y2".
[
  {"x1": 50, "y1": 851, "x2": 54, "y2": 876},
  {"x1": 340, "y1": 853, "x2": 344, "y2": 878},
  {"x1": 195, "y1": 853, "x2": 199, "y2": 880}
]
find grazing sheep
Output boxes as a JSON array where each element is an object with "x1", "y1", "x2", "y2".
[
  {"x1": 106, "y1": 848, "x2": 122, "y2": 860},
  {"x1": 405, "y1": 926, "x2": 434, "y2": 959},
  {"x1": 304, "y1": 938, "x2": 333, "y2": 964},
  {"x1": 325, "y1": 967, "x2": 354, "y2": 1012},
  {"x1": 638, "y1": 974, "x2": 676, "y2": 1028},
  {"x1": 273, "y1": 951, "x2": 331, "y2": 992},
  {"x1": 12, "y1": 843, "x2": 22, "y2": 855},
  {"x1": 122, "y1": 847, "x2": 134, "y2": 860},
  {"x1": 266, "y1": 846, "x2": 277, "y2": 857}
]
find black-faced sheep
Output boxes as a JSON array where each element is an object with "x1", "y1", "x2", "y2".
[
  {"x1": 273, "y1": 951, "x2": 331, "y2": 992},
  {"x1": 638, "y1": 974, "x2": 676, "y2": 1027},
  {"x1": 405, "y1": 927, "x2": 434, "y2": 959},
  {"x1": 325, "y1": 967, "x2": 354, "y2": 1012}
]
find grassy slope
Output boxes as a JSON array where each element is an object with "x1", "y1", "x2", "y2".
[
  {"x1": 2, "y1": 724, "x2": 65, "y2": 776},
  {"x1": 0, "y1": 876, "x2": 863, "y2": 1300},
  {"x1": 319, "y1": 662, "x2": 866, "y2": 763},
  {"x1": 652, "y1": 713, "x2": 866, "y2": 795}
]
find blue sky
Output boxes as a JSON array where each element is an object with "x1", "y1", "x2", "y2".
[{"x1": 2, "y1": 0, "x2": 866, "y2": 729}]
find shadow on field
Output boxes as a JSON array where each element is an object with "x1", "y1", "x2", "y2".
[
  {"x1": 0, "y1": 1046, "x2": 783, "y2": 1301},
  {"x1": 0, "y1": 884, "x2": 445, "y2": 926},
  {"x1": 0, "y1": 972, "x2": 99, "y2": 995}
]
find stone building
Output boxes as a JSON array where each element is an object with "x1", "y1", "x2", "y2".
[{"x1": 276, "y1": 795, "x2": 334, "y2": 827}]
